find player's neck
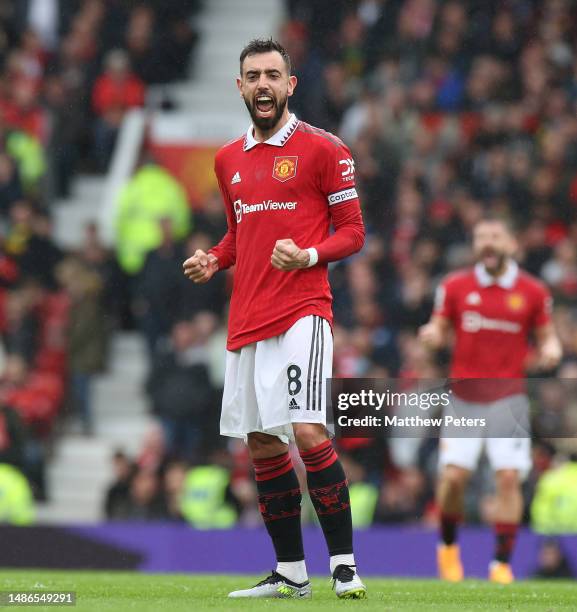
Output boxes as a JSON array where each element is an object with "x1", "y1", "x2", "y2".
[{"x1": 252, "y1": 109, "x2": 292, "y2": 143}]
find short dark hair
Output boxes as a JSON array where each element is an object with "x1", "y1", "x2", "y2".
[
  {"x1": 239, "y1": 38, "x2": 291, "y2": 75},
  {"x1": 474, "y1": 214, "x2": 517, "y2": 236}
]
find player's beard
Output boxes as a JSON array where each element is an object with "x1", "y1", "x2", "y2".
[
  {"x1": 244, "y1": 91, "x2": 288, "y2": 132},
  {"x1": 478, "y1": 248, "x2": 507, "y2": 275}
]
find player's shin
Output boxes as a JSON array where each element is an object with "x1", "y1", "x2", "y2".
[
  {"x1": 492, "y1": 469, "x2": 522, "y2": 566},
  {"x1": 494, "y1": 522, "x2": 519, "y2": 564},
  {"x1": 440, "y1": 513, "x2": 462, "y2": 546},
  {"x1": 253, "y1": 452, "x2": 308, "y2": 584},
  {"x1": 436, "y1": 468, "x2": 467, "y2": 581},
  {"x1": 299, "y1": 441, "x2": 355, "y2": 571}
]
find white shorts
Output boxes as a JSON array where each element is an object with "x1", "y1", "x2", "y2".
[
  {"x1": 439, "y1": 394, "x2": 532, "y2": 478},
  {"x1": 220, "y1": 315, "x2": 333, "y2": 442}
]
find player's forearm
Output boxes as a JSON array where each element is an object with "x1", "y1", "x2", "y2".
[
  {"x1": 309, "y1": 202, "x2": 365, "y2": 265},
  {"x1": 208, "y1": 231, "x2": 236, "y2": 270}
]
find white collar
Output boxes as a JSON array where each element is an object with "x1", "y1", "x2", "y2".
[
  {"x1": 243, "y1": 113, "x2": 299, "y2": 151},
  {"x1": 474, "y1": 259, "x2": 519, "y2": 289}
]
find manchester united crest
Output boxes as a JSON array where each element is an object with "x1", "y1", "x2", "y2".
[
  {"x1": 273, "y1": 156, "x2": 298, "y2": 182},
  {"x1": 506, "y1": 293, "x2": 525, "y2": 311}
]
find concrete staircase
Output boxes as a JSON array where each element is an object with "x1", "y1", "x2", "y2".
[
  {"x1": 170, "y1": 0, "x2": 285, "y2": 120},
  {"x1": 52, "y1": 175, "x2": 106, "y2": 248},
  {"x1": 38, "y1": 171, "x2": 154, "y2": 523},
  {"x1": 36, "y1": 332, "x2": 153, "y2": 523}
]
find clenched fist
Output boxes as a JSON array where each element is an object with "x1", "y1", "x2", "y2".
[
  {"x1": 418, "y1": 322, "x2": 445, "y2": 350},
  {"x1": 183, "y1": 249, "x2": 218, "y2": 283},
  {"x1": 271, "y1": 238, "x2": 310, "y2": 271}
]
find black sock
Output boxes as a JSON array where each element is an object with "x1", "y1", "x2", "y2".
[
  {"x1": 494, "y1": 522, "x2": 518, "y2": 563},
  {"x1": 440, "y1": 513, "x2": 461, "y2": 546},
  {"x1": 300, "y1": 440, "x2": 353, "y2": 556},
  {"x1": 253, "y1": 452, "x2": 304, "y2": 562}
]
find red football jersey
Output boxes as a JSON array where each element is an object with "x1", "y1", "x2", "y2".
[
  {"x1": 210, "y1": 114, "x2": 364, "y2": 350},
  {"x1": 434, "y1": 261, "x2": 552, "y2": 398}
]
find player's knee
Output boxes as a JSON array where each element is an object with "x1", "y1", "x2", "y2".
[
  {"x1": 247, "y1": 432, "x2": 288, "y2": 459},
  {"x1": 293, "y1": 423, "x2": 328, "y2": 451},
  {"x1": 441, "y1": 466, "x2": 468, "y2": 493},
  {"x1": 495, "y1": 469, "x2": 520, "y2": 494}
]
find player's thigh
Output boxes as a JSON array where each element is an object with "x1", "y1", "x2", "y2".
[
  {"x1": 439, "y1": 397, "x2": 485, "y2": 471},
  {"x1": 220, "y1": 345, "x2": 260, "y2": 437},
  {"x1": 254, "y1": 315, "x2": 332, "y2": 428},
  {"x1": 438, "y1": 436, "x2": 484, "y2": 472},
  {"x1": 486, "y1": 437, "x2": 532, "y2": 479},
  {"x1": 486, "y1": 395, "x2": 532, "y2": 478}
]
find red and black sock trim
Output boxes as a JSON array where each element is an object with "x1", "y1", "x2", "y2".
[
  {"x1": 299, "y1": 441, "x2": 353, "y2": 556},
  {"x1": 253, "y1": 451, "x2": 304, "y2": 562},
  {"x1": 300, "y1": 439, "x2": 338, "y2": 472},
  {"x1": 440, "y1": 513, "x2": 462, "y2": 546},
  {"x1": 494, "y1": 522, "x2": 518, "y2": 564},
  {"x1": 254, "y1": 452, "x2": 294, "y2": 482}
]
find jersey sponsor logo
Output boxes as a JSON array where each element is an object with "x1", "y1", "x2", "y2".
[
  {"x1": 328, "y1": 187, "x2": 358, "y2": 206},
  {"x1": 506, "y1": 293, "x2": 525, "y2": 311},
  {"x1": 231, "y1": 171, "x2": 241, "y2": 184},
  {"x1": 339, "y1": 158, "x2": 355, "y2": 181},
  {"x1": 465, "y1": 291, "x2": 481, "y2": 306},
  {"x1": 233, "y1": 198, "x2": 297, "y2": 223},
  {"x1": 272, "y1": 156, "x2": 298, "y2": 182},
  {"x1": 461, "y1": 311, "x2": 521, "y2": 334}
]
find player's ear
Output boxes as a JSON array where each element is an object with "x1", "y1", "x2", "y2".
[
  {"x1": 287, "y1": 75, "x2": 297, "y2": 97},
  {"x1": 236, "y1": 76, "x2": 243, "y2": 97}
]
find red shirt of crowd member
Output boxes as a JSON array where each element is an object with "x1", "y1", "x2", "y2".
[{"x1": 92, "y1": 49, "x2": 145, "y2": 127}]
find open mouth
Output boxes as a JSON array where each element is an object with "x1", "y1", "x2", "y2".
[
  {"x1": 255, "y1": 94, "x2": 275, "y2": 115},
  {"x1": 482, "y1": 251, "x2": 501, "y2": 267}
]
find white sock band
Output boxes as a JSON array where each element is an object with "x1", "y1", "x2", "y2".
[
  {"x1": 276, "y1": 560, "x2": 308, "y2": 584},
  {"x1": 330, "y1": 554, "x2": 356, "y2": 574}
]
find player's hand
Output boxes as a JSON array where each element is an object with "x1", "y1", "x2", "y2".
[
  {"x1": 183, "y1": 249, "x2": 218, "y2": 284},
  {"x1": 418, "y1": 322, "x2": 444, "y2": 350},
  {"x1": 536, "y1": 339, "x2": 562, "y2": 370},
  {"x1": 271, "y1": 238, "x2": 310, "y2": 271}
]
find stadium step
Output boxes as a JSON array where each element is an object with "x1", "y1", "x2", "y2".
[
  {"x1": 52, "y1": 174, "x2": 106, "y2": 249},
  {"x1": 38, "y1": 333, "x2": 151, "y2": 524},
  {"x1": 167, "y1": 0, "x2": 285, "y2": 121}
]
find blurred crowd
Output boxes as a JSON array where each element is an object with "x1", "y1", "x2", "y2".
[
  {"x1": 103, "y1": 0, "x2": 577, "y2": 533},
  {"x1": 0, "y1": 0, "x2": 199, "y2": 197},
  {"x1": 0, "y1": 0, "x2": 199, "y2": 507},
  {"x1": 2, "y1": 0, "x2": 577, "y2": 538}
]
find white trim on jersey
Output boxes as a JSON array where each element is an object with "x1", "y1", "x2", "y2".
[
  {"x1": 243, "y1": 113, "x2": 299, "y2": 151},
  {"x1": 474, "y1": 260, "x2": 519, "y2": 288}
]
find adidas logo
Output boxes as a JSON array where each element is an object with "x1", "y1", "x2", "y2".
[
  {"x1": 289, "y1": 398, "x2": 300, "y2": 410},
  {"x1": 231, "y1": 171, "x2": 241, "y2": 184}
]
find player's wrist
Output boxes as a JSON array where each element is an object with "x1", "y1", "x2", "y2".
[
  {"x1": 305, "y1": 247, "x2": 318, "y2": 268},
  {"x1": 208, "y1": 253, "x2": 219, "y2": 270}
]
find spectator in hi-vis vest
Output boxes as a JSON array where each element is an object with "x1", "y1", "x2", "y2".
[{"x1": 115, "y1": 160, "x2": 191, "y2": 276}]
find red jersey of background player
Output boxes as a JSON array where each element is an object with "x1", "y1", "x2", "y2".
[
  {"x1": 209, "y1": 113, "x2": 365, "y2": 350},
  {"x1": 434, "y1": 260, "x2": 552, "y2": 397}
]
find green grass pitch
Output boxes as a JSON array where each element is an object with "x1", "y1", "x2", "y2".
[{"x1": 1, "y1": 571, "x2": 576, "y2": 611}]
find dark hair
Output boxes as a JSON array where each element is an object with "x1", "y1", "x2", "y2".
[
  {"x1": 475, "y1": 214, "x2": 517, "y2": 235},
  {"x1": 239, "y1": 38, "x2": 291, "y2": 75}
]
